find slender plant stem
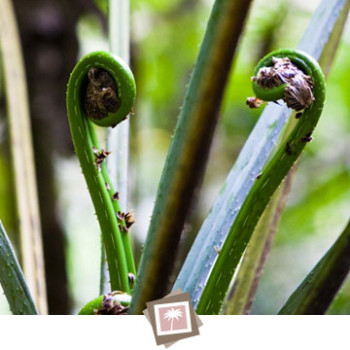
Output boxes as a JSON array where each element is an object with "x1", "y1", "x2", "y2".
[
  {"x1": 279, "y1": 219, "x2": 350, "y2": 314},
  {"x1": 0, "y1": 221, "x2": 38, "y2": 314},
  {"x1": 0, "y1": 0, "x2": 47, "y2": 314},
  {"x1": 100, "y1": 163, "x2": 136, "y2": 275},
  {"x1": 130, "y1": 0, "x2": 253, "y2": 314}
]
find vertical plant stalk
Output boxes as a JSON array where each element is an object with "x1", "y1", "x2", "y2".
[
  {"x1": 130, "y1": 0, "x2": 253, "y2": 314},
  {"x1": 0, "y1": 221, "x2": 38, "y2": 314},
  {"x1": 279, "y1": 219, "x2": 350, "y2": 315},
  {"x1": 223, "y1": 0, "x2": 350, "y2": 315},
  {"x1": 0, "y1": 0, "x2": 47, "y2": 314}
]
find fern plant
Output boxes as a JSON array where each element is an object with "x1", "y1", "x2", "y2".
[{"x1": 0, "y1": 0, "x2": 350, "y2": 315}]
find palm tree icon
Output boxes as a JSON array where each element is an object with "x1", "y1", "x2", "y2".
[{"x1": 163, "y1": 307, "x2": 183, "y2": 331}]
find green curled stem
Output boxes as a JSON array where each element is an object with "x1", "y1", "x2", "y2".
[
  {"x1": 196, "y1": 49, "x2": 326, "y2": 314},
  {"x1": 66, "y1": 51, "x2": 136, "y2": 293}
]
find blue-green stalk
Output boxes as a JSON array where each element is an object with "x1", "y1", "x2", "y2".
[{"x1": 279, "y1": 219, "x2": 350, "y2": 314}]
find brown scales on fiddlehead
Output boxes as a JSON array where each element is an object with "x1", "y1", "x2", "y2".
[
  {"x1": 249, "y1": 57, "x2": 315, "y2": 112},
  {"x1": 84, "y1": 68, "x2": 120, "y2": 120}
]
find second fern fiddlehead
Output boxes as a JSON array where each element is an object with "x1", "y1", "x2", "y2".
[
  {"x1": 196, "y1": 49, "x2": 326, "y2": 314},
  {"x1": 66, "y1": 51, "x2": 136, "y2": 293}
]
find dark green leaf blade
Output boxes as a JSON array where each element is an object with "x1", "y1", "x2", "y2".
[
  {"x1": 0, "y1": 221, "x2": 38, "y2": 315},
  {"x1": 279, "y1": 219, "x2": 350, "y2": 315}
]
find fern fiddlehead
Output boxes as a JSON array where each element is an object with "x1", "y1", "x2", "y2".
[
  {"x1": 66, "y1": 51, "x2": 136, "y2": 293},
  {"x1": 196, "y1": 49, "x2": 326, "y2": 314}
]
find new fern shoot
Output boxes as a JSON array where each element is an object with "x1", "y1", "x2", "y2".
[{"x1": 66, "y1": 51, "x2": 136, "y2": 294}]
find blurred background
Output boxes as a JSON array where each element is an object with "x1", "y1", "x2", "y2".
[{"x1": 0, "y1": 0, "x2": 349, "y2": 314}]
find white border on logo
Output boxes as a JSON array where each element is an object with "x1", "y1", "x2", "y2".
[{"x1": 154, "y1": 301, "x2": 192, "y2": 336}]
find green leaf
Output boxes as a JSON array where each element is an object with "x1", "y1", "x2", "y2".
[
  {"x1": 173, "y1": 0, "x2": 348, "y2": 313},
  {"x1": 279, "y1": 219, "x2": 350, "y2": 315},
  {"x1": 0, "y1": 221, "x2": 38, "y2": 315}
]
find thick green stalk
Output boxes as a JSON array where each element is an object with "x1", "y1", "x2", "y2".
[
  {"x1": 196, "y1": 49, "x2": 326, "y2": 314},
  {"x1": 66, "y1": 51, "x2": 136, "y2": 293},
  {"x1": 279, "y1": 219, "x2": 350, "y2": 315},
  {"x1": 0, "y1": 221, "x2": 38, "y2": 315},
  {"x1": 0, "y1": 0, "x2": 47, "y2": 314},
  {"x1": 130, "y1": 0, "x2": 253, "y2": 315}
]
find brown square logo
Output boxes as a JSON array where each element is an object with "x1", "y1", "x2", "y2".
[{"x1": 144, "y1": 290, "x2": 202, "y2": 347}]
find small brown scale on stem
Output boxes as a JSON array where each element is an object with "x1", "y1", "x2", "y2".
[
  {"x1": 301, "y1": 132, "x2": 313, "y2": 143},
  {"x1": 285, "y1": 142, "x2": 293, "y2": 155},
  {"x1": 256, "y1": 172, "x2": 263, "y2": 180},
  {"x1": 247, "y1": 57, "x2": 315, "y2": 112},
  {"x1": 124, "y1": 210, "x2": 136, "y2": 230},
  {"x1": 84, "y1": 68, "x2": 120, "y2": 120},
  {"x1": 93, "y1": 146, "x2": 111, "y2": 171},
  {"x1": 116, "y1": 210, "x2": 135, "y2": 233},
  {"x1": 246, "y1": 97, "x2": 264, "y2": 109},
  {"x1": 214, "y1": 246, "x2": 221, "y2": 254},
  {"x1": 128, "y1": 273, "x2": 135, "y2": 288},
  {"x1": 116, "y1": 211, "x2": 125, "y2": 221}
]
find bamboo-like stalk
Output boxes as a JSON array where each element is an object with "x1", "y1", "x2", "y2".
[
  {"x1": 0, "y1": 0, "x2": 47, "y2": 314},
  {"x1": 130, "y1": 0, "x2": 253, "y2": 314}
]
